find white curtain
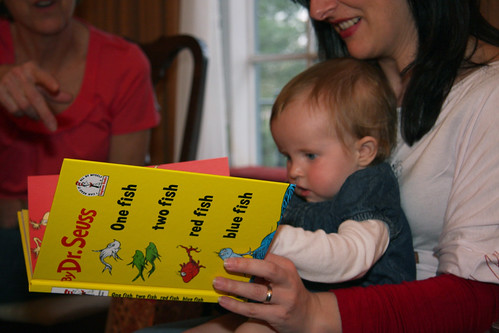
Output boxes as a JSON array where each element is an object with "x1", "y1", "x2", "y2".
[{"x1": 177, "y1": 0, "x2": 228, "y2": 161}]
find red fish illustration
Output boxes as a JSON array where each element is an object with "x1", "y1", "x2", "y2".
[{"x1": 178, "y1": 245, "x2": 205, "y2": 283}]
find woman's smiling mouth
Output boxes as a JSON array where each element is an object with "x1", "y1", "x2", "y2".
[{"x1": 333, "y1": 17, "x2": 361, "y2": 36}]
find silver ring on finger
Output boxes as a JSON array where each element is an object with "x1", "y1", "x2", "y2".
[{"x1": 264, "y1": 284, "x2": 273, "y2": 303}]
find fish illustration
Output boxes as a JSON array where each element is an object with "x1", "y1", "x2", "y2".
[
  {"x1": 145, "y1": 242, "x2": 161, "y2": 277},
  {"x1": 251, "y1": 229, "x2": 277, "y2": 260},
  {"x1": 216, "y1": 247, "x2": 253, "y2": 260},
  {"x1": 252, "y1": 184, "x2": 296, "y2": 260},
  {"x1": 93, "y1": 240, "x2": 122, "y2": 274},
  {"x1": 178, "y1": 245, "x2": 205, "y2": 283},
  {"x1": 128, "y1": 250, "x2": 147, "y2": 282}
]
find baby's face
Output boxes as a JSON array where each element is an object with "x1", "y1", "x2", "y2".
[{"x1": 271, "y1": 96, "x2": 361, "y2": 202}]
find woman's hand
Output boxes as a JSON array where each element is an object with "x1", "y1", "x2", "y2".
[
  {"x1": 214, "y1": 253, "x2": 342, "y2": 333},
  {"x1": 0, "y1": 61, "x2": 72, "y2": 131}
]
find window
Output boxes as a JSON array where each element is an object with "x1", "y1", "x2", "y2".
[{"x1": 221, "y1": 0, "x2": 317, "y2": 167}]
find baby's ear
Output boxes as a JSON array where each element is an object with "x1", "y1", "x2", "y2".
[{"x1": 356, "y1": 136, "x2": 378, "y2": 167}]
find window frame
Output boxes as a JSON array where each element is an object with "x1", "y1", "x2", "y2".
[{"x1": 221, "y1": 0, "x2": 316, "y2": 167}]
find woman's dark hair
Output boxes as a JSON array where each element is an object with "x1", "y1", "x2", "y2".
[{"x1": 292, "y1": 0, "x2": 499, "y2": 145}]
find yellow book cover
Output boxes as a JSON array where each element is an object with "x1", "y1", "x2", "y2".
[{"x1": 23, "y1": 158, "x2": 294, "y2": 303}]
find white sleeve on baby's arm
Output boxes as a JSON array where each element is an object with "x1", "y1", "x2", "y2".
[{"x1": 269, "y1": 220, "x2": 389, "y2": 283}]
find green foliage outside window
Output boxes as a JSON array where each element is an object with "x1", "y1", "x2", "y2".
[{"x1": 255, "y1": 0, "x2": 312, "y2": 166}]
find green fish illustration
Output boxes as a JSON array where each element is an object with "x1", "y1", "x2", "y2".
[
  {"x1": 128, "y1": 250, "x2": 146, "y2": 282},
  {"x1": 145, "y1": 242, "x2": 161, "y2": 277}
]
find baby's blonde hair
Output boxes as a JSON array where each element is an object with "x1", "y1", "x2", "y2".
[{"x1": 271, "y1": 58, "x2": 397, "y2": 165}]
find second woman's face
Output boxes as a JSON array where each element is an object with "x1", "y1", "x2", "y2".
[
  {"x1": 5, "y1": 0, "x2": 77, "y2": 35},
  {"x1": 309, "y1": 0, "x2": 418, "y2": 67}
]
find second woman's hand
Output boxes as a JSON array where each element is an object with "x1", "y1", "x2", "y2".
[{"x1": 0, "y1": 61, "x2": 72, "y2": 131}]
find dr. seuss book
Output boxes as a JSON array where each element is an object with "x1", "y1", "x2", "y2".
[
  {"x1": 19, "y1": 157, "x2": 231, "y2": 276},
  {"x1": 18, "y1": 158, "x2": 294, "y2": 303}
]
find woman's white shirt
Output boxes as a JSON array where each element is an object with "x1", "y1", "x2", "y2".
[{"x1": 391, "y1": 61, "x2": 499, "y2": 283}]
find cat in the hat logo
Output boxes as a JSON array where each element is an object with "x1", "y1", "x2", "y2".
[{"x1": 75, "y1": 174, "x2": 109, "y2": 197}]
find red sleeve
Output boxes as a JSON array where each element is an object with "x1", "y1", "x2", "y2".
[{"x1": 334, "y1": 274, "x2": 499, "y2": 333}]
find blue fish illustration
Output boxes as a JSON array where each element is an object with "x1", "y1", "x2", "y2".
[{"x1": 216, "y1": 248, "x2": 253, "y2": 260}]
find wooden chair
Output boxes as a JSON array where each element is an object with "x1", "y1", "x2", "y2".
[{"x1": 141, "y1": 34, "x2": 208, "y2": 163}]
